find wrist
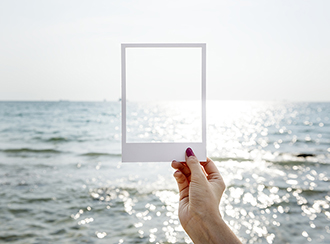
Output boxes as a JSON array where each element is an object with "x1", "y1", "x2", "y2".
[
  {"x1": 185, "y1": 211, "x2": 223, "y2": 244},
  {"x1": 185, "y1": 211, "x2": 241, "y2": 244}
]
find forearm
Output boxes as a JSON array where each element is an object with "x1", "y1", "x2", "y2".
[{"x1": 185, "y1": 213, "x2": 242, "y2": 244}]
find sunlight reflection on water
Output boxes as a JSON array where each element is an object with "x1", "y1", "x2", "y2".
[
  {"x1": 126, "y1": 101, "x2": 202, "y2": 143},
  {"x1": 0, "y1": 101, "x2": 329, "y2": 243}
]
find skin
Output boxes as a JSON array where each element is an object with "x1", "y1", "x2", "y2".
[{"x1": 171, "y1": 150, "x2": 242, "y2": 244}]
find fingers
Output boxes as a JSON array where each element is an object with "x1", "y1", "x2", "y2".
[
  {"x1": 173, "y1": 170, "x2": 189, "y2": 201},
  {"x1": 201, "y1": 157, "x2": 221, "y2": 178},
  {"x1": 183, "y1": 149, "x2": 222, "y2": 183},
  {"x1": 171, "y1": 160, "x2": 191, "y2": 181},
  {"x1": 201, "y1": 158, "x2": 225, "y2": 189}
]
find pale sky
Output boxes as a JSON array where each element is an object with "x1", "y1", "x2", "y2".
[
  {"x1": 1, "y1": 0, "x2": 329, "y2": 101},
  {"x1": 126, "y1": 47, "x2": 202, "y2": 101}
]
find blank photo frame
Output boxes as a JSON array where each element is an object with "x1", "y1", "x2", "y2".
[{"x1": 121, "y1": 43, "x2": 206, "y2": 162}]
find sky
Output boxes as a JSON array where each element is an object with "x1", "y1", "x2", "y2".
[
  {"x1": 0, "y1": 0, "x2": 329, "y2": 102},
  {"x1": 125, "y1": 47, "x2": 202, "y2": 101}
]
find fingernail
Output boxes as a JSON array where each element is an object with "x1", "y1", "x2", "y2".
[{"x1": 186, "y1": 147, "x2": 195, "y2": 157}]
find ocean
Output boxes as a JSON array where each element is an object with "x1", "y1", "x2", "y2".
[{"x1": 0, "y1": 101, "x2": 329, "y2": 244}]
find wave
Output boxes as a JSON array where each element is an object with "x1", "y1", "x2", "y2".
[
  {"x1": 210, "y1": 156, "x2": 252, "y2": 162},
  {"x1": 270, "y1": 160, "x2": 330, "y2": 166},
  {"x1": 227, "y1": 183, "x2": 329, "y2": 196},
  {"x1": 31, "y1": 136, "x2": 70, "y2": 142},
  {"x1": 46, "y1": 137, "x2": 69, "y2": 142},
  {"x1": 0, "y1": 233, "x2": 36, "y2": 242},
  {"x1": 20, "y1": 196, "x2": 55, "y2": 203},
  {"x1": 1, "y1": 148, "x2": 62, "y2": 154},
  {"x1": 210, "y1": 154, "x2": 330, "y2": 166},
  {"x1": 80, "y1": 152, "x2": 121, "y2": 157}
]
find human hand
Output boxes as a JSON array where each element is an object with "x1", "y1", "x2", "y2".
[{"x1": 172, "y1": 147, "x2": 241, "y2": 244}]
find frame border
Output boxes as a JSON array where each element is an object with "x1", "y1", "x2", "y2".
[{"x1": 121, "y1": 43, "x2": 206, "y2": 162}]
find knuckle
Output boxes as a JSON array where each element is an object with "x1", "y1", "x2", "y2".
[
  {"x1": 187, "y1": 156, "x2": 199, "y2": 164},
  {"x1": 177, "y1": 176, "x2": 186, "y2": 184}
]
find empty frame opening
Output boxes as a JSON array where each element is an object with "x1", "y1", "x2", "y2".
[{"x1": 125, "y1": 47, "x2": 202, "y2": 143}]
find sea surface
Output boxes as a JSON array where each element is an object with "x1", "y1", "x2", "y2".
[{"x1": 0, "y1": 101, "x2": 329, "y2": 244}]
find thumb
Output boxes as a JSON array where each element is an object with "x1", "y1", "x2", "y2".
[{"x1": 185, "y1": 147, "x2": 205, "y2": 181}]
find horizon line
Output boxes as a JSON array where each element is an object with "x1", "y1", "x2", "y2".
[{"x1": 0, "y1": 99, "x2": 330, "y2": 103}]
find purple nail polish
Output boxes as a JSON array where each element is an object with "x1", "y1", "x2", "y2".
[{"x1": 186, "y1": 147, "x2": 195, "y2": 157}]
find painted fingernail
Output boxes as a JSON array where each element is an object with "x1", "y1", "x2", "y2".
[{"x1": 186, "y1": 147, "x2": 195, "y2": 157}]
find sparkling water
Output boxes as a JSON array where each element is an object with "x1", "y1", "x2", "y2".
[{"x1": 0, "y1": 101, "x2": 329, "y2": 243}]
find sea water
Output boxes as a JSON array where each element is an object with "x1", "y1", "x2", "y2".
[{"x1": 0, "y1": 101, "x2": 329, "y2": 243}]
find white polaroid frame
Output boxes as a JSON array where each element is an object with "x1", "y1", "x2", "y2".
[{"x1": 121, "y1": 43, "x2": 206, "y2": 162}]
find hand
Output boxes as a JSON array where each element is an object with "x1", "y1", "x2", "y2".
[{"x1": 172, "y1": 148, "x2": 241, "y2": 244}]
